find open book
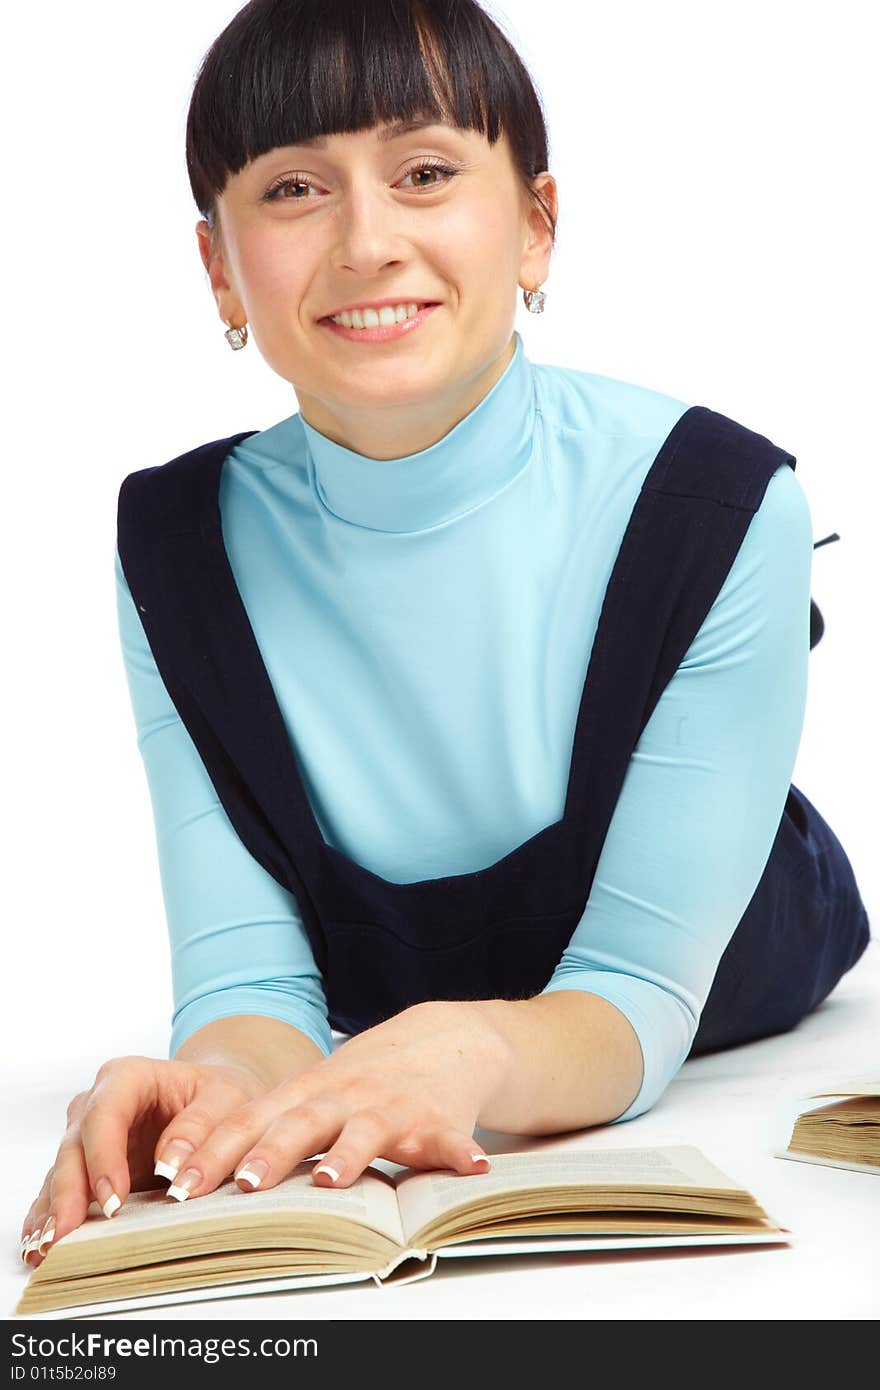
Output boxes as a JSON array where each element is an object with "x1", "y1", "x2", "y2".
[
  {"x1": 774, "y1": 1078, "x2": 880, "y2": 1176},
  {"x1": 15, "y1": 1144, "x2": 790, "y2": 1319}
]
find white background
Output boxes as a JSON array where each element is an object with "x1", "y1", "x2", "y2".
[{"x1": 3, "y1": 0, "x2": 877, "y2": 1313}]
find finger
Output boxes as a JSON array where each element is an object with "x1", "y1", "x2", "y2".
[
  {"x1": 20, "y1": 1169, "x2": 54, "y2": 1267},
  {"x1": 392, "y1": 1130, "x2": 493, "y2": 1176},
  {"x1": 21, "y1": 1111, "x2": 94, "y2": 1269},
  {"x1": 152, "y1": 1071, "x2": 265, "y2": 1185},
  {"x1": 164, "y1": 1098, "x2": 342, "y2": 1203},
  {"x1": 20, "y1": 1087, "x2": 90, "y2": 1253},
  {"x1": 234, "y1": 1101, "x2": 346, "y2": 1192},
  {"x1": 417, "y1": 1129, "x2": 493, "y2": 1177},
  {"x1": 311, "y1": 1108, "x2": 396, "y2": 1189},
  {"x1": 20, "y1": 1167, "x2": 53, "y2": 1247},
  {"x1": 78, "y1": 1059, "x2": 157, "y2": 1220},
  {"x1": 318, "y1": 1120, "x2": 491, "y2": 1188},
  {"x1": 31, "y1": 1130, "x2": 94, "y2": 1263}
]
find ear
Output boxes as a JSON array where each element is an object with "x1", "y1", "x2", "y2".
[
  {"x1": 520, "y1": 172, "x2": 558, "y2": 293},
  {"x1": 195, "y1": 219, "x2": 246, "y2": 330}
]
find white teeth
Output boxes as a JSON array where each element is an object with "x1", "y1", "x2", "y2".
[{"x1": 331, "y1": 302, "x2": 423, "y2": 328}]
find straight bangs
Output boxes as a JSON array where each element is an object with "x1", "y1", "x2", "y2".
[{"x1": 186, "y1": 0, "x2": 552, "y2": 236}]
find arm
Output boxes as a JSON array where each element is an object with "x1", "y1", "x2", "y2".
[
  {"x1": 115, "y1": 543, "x2": 333, "y2": 1083},
  {"x1": 172, "y1": 1014, "x2": 325, "y2": 1089},
  {"x1": 467, "y1": 990, "x2": 644, "y2": 1135},
  {"x1": 469, "y1": 461, "x2": 814, "y2": 1134}
]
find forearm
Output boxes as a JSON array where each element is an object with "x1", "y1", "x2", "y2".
[
  {"x1": 173, "y1": 1014, "x2": 326, "y2": 1090},
  {"x1": 467, "y1": 990, "x2": 644, "y2": 1135}
]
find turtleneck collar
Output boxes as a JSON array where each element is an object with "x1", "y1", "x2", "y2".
[{"x1": 298, "y1": 331, "x2": 537, "y2": 533}]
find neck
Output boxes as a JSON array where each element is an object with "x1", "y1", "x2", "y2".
[
  {"x1": 293, "y1": 329, "x2": 537, "y2": 533},
  {"x1": 294, "y1": 335, "x2": 518, "y2": 463}
]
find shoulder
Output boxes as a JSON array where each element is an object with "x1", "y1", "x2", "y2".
[
  {"x1": 534, "y1": 359, "x2": 811, "y2": 525},
  {"x1": 531, "y1": 358, "x2": 692, "y2": 444},
  {"x1": 117, "y1": 414, "x2": 310, "y2": 500},
  {"x1": 116, "y1": 429, "x2": 272, "y2": 548},
  {"x1": 117, "y1": 428, "x2": 260, "y2": 496},
  {"x1": 697, "y1": 460, "x2": 813, "y2": 663},
  {"x1": 741, "y1": 459, "x2": 813, "y2": 583},
  {"x1": 755, "y1": 456, "x2": 812, "y2": 530}
]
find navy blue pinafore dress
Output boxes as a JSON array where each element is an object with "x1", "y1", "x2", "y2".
[{"x1": 116, "y1": 405, "x2": 870, "y2": 1057}]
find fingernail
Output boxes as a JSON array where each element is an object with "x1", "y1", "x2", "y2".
[
  {"x1": 95, "y1": 1176, "x2": 121, "y2": 1218},
  {"x1": 154, "y1": 1138, "x2": 196, "y2": 1181},
  {"x1": 471, "y1": 1153, "x2": 491, "y2": 1168},
  {"x1": 235, "y1": 1159, "x2": 269, "y2": 1190},
  {"x1": 166, "y1": 1168, "x2": 201, "y2": 1202},
  {"x1": 313, "y1": 1159, "x2": 344, "y2": 1183},
  {"x1": 23, "y1": 1228, "x2": 44, "y2": 1261},
  {"x1": 37, "y1": 1219, "x2": 56, "y2": 1255}
]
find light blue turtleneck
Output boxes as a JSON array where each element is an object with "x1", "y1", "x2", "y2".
[{"x1": 114, "y1": 331, "x2": 813, "y2": 1124}]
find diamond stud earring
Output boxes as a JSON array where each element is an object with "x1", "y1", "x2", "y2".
[
  {"x1": 523, "y1": 284, "x2": 546, "y2": 313},
  {"x1": 224, "y1": 320, "x2": 249, "y2": 350}
]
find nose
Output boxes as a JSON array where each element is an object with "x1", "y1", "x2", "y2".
[{"x1": 329, "y1": 184, "x2": 415, "y2": 278}]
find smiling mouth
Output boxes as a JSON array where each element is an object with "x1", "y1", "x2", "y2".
[
  {"x1": 318, "y1": 302, "x2": 444, "y2": 343},
  {"x1": 319, "y1": 302, "x2": 440, "y2": 324}
]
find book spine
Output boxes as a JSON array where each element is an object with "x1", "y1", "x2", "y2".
[{"x1": 373, "y1": 1249, "x2": 436, "y2": 1285}]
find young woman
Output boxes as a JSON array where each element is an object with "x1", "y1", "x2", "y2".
[{"x1": 21, "y1": 0, "x2": 869, "y2": 1268}]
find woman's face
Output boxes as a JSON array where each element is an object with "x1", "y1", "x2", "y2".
[{"x1": 196, "y1": 119, "x2": 555, "y2": 455}]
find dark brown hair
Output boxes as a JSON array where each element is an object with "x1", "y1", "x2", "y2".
[{"x1": 185, "y1": 0, "x2": 556, "y2": 249}]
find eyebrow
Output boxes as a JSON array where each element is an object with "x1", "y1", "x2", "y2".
[{"x1": 293, "y1": 118, "x2": 454, "y2": 150}]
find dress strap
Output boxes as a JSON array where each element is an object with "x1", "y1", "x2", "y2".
[{"x1": 564, "y1": 404, "x2": 796, "y2": 825}]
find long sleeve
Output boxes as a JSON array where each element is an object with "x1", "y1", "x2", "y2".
[
  {"x1": 114, "y1": 544, "x2": 333, "y2": 1060},
  {"x1": 540, "y1": 461, "x2": 814, "y2": 1122}
]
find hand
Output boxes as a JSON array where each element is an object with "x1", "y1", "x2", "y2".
[
  {"x1": 19, "y1": 1056, "x2": 269, "y2": 1269},
  {"x1": 151, "y1": 1001, "x2": 511, "y2": 1202}
]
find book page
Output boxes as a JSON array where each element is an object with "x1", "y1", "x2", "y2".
[
  {"x1": 395, "y1": 1145, "x2": 746, "y2": 1245},
  {"x1": 775, "y1": 1150, "x2": 880, "y2": 1176},
  {"x1": 53, "y1": 1160, "x2": 408, "y2": 1254},
  {"x1": 809, "y1": 1078, "x2": 880, "y2": 1098}
]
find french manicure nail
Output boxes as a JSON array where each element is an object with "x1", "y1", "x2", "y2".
[
  {"x1": 471, "y1": 1153, "x2": 491, "y2": 1168},
  {"x1": 37, "y1": 1219, "x2": 56, "y2": 1255},
  {"x1": 313, "y1": 1160, "x2": 343, "y2": 1183},
  {"x1": 154, "y1": 1138, "x2": 196, "y2": 1181},
  {"x1": 95, "y1": 1176, "x2": 121, "y2": 1218},
  {"x1": 235, "y1": 1158, "x2": 269, "y2": 1189},
  {"x1": 23, "y1": 1228, "x2": 44, "y2": 1260},
  {"x1": 166, "y1": 1168, "x2": 201, "y2": 1202}
]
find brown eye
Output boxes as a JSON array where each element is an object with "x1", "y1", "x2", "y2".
[
  {"x1": 264, "y1": 175, "x2": 313, "y2": 202},
  {"x1": 399, "y1": 160, "x2": 459, "y2": 190},
  {"x1": 263, "y1": 159, "x2": 459, "y2": 203}
]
